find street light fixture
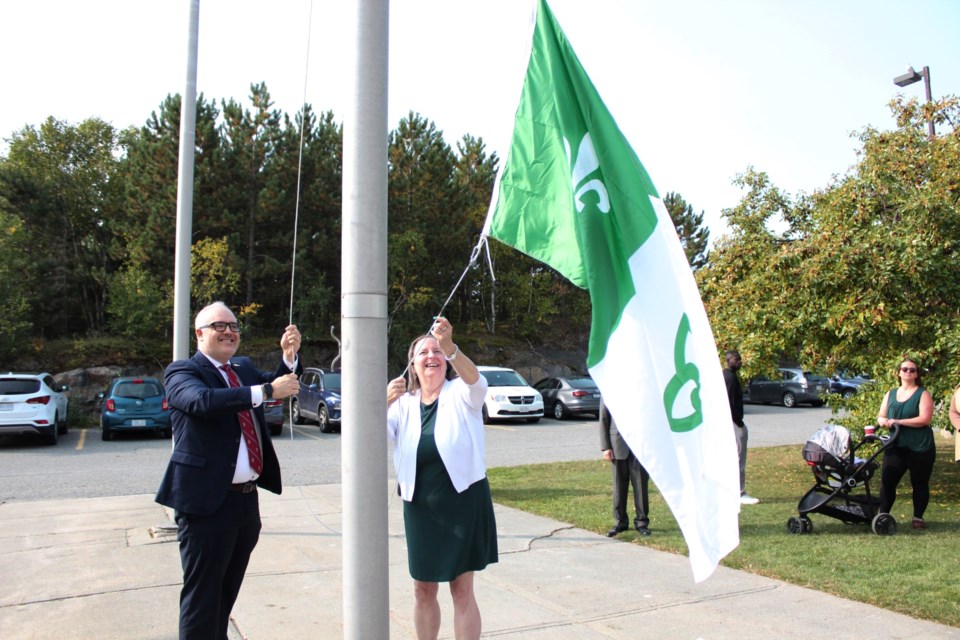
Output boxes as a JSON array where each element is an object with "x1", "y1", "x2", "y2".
[{"x1": 893, "y1": 65, "x2": 934, "y2": 139}]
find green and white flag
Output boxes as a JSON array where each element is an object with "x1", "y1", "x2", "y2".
[{"x1": 482, "y1": 0, "x2": 739, "y2": 582}]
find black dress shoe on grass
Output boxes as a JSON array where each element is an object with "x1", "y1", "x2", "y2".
[
  {"x1": 636, "y1": 526, "x2": 652, "y2": 536},
  {"x1": 606, "y1": 526, "x2": 627, "y2": 537}
]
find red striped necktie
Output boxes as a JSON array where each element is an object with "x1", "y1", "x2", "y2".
[{"x1": 220, "y1": 364, "x2": 263, "y2": 475}]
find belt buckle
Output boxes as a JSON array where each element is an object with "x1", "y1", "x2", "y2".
[{"x1": 242, "y1": 482, "x2": 256, "y2": 493}]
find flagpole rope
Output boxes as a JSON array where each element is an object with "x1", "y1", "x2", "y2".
[
  {"x1": 390, "y1": 237, "x2": 487, "y2": 508},
  {"x1": 288, "y1": 0, "x2": 314, "y2": 441},
  {"x1": 397, "y1": 238, "x2": 486, "y2": 379}
]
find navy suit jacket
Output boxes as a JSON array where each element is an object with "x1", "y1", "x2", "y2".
[{"x1": 155, "y1": 351, "x2": 301, "y2": 516}]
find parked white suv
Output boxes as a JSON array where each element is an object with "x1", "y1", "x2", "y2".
[
  {"x1": 476, "y1": 366, "x2": 543, "y2": 424},
  {"x1": 0, "y1": 373, "x2": 70, "y2": 445}
]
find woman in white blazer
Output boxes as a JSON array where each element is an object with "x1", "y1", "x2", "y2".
[{"x1": 387, "y1": 317, "x2": 496, "y2": 640}]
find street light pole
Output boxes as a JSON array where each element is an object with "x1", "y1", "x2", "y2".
[{"x1": 893, "y1": 65, "x2": 935, "y2": 139}]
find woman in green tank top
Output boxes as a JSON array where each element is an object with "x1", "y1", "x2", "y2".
[{"x1": 875, "y1": 357, "x2": 935, "y2": 529}]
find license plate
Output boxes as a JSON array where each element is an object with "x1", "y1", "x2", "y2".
[
  {"x1": 131, "y1": 419, "x2": 147, "y2": 426},
  {"x1": 0, "y1": 403, "x2": 12, "y2": 411}
]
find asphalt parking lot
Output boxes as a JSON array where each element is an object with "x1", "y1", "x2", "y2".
[{"x1": 0, "y1": 402, "x2": 832, "y2": 504}]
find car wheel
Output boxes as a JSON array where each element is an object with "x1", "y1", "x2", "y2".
[
  {"x1": 552, "y1": 402, "x2": 567, "y2": 420},
  {"x1": 57, "y1": 410, "x2": 68, "y2": 435},
  {"x1": 102, "y1": 429, "x2": 113, "y2": 441},
  {"x1": 43, "y1": 424, "x2": 59, "y2": 446},
  {"x1": 782, "y1": 392, "x2": 797, "y2": 408},
  {"x1": 482, "y1": 405, "x2": 490, "y2": 425},
  {"x1": 842, "y1": 390, "x2": 855, "y2": 399},
  {"x1": 292, "y1": 399, "x2": 304, "y2": 425},
  {"x1": 319, "y1": 406, "x2": 332, "y2": 433},
  {"x1": 810, "y1": 400, "x2": 824, "y2": 407}
]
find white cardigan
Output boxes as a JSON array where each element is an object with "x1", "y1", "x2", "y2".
[{"x1": 387, "y1": 375, "x2": 489, "y2": 501}]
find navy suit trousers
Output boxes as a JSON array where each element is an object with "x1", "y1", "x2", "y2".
[
  {"x1": 176, "y1": 490, "x2": 261, "y2": 640},
  {"x1": 612, "y1": 452, "x2": 650, "y2": 529}
]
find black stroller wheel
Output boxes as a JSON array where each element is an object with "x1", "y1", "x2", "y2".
[
  {"x1": 787, "y1": 517, "x2": 805, "y2": 534},
  {"x1": 872, "y1": 513, "x2": 897, "y2": 536},
  {"x1": 801, "y1": 516, "x2": 813, "y2": 533}
]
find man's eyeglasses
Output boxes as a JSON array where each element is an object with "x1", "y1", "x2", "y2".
[
  {"x1": 900, "y1": 367, "x2": 917, "y2": 373},
  {"x1": 198, "y1": 321, "x2": 241, "y2": 333}
]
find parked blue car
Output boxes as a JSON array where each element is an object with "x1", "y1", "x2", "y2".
[
  {"x1": 263, "y1": 398, "x2": 285, "y2": 436},
  {"x1": 98, "y1": 377, "x2": 170, "y2": 440},
  {"x1": 292, "y1": 368, "x2": 341, "y2": 433}
]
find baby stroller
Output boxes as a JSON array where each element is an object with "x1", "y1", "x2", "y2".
[{"x1": 787, "y1": 424, "x2": 900, "y2": 536}]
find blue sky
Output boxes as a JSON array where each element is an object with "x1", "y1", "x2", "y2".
[{"x1": 2, "y1": 0, "x2": 957, "y2": 240}]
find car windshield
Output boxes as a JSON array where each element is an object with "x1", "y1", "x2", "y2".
[
  {"x1": 480, "y1": 370, "x2": 528, "y2": 387},
  {"x1": 0, "y1": 379, "x2": 40, "y2": 394},
  {"x1": 567, "y1": 377, "x2": 595, "y2": 389},
  {"x1": 804, "y1": 372, "x2": 829, "y2": 383},
  {"x1": 324, "y1": 372, "x2": 341, "y2": 390},
  {"x1": 114, "y1": 382, "x2": 163, "y2": 398}
]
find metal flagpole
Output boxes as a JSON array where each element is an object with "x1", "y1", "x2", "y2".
[
  {"x1": 172, "y1": 0, "x2": 200, "y2": 361},
  {"x1": 341, "y1": 1, "x2": 390, "y2": 638}
]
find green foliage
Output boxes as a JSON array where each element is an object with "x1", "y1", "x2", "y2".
[
  {"x1": 0, "y1": 85, "x2": 595, "y2": 368},
  {"x1": 20, "y1": 84, "x2": 958, "y2": 395},
  {"x1": 0, "y1": 211, "x2": 31, "y2": 359},
  {"x1": 59, "y1": 336, "x2": 171, "y2": 371},
  {"x1": 489, "y1": 440, "x2": 960, "y2": 627},
  {"x1": 663, "y1": 191, "x2": 710, "y2": 270},
  {"x1": 191, "y1": 237, "x2": 241, "y2": 307},
  {"x1": 700, "y1": 96, "x2": 960, "y2": 431},
  {"x1": 106, "y1": 265, "x2": 171, "y2": 338},
  {"x1": 0, "y1": 116, "x2": 121, "y2": 336},
  {"x1": 115, "y1": 93, "x2": 221, "y2": 278},
  {"x1": 698, "y1": 168, "x2": 800, "y2": 374}
]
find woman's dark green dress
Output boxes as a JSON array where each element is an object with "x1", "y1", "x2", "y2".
[{"x1": 403, "y1": 400, "x2": 498, "y2": 582}]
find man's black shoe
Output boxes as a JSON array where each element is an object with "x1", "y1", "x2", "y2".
[
  {"x1": 636, "y1": 526, "x2": 652, "y2": 536},
  {"x1": 606, "y1": 526, "x2": 627, "y2": 537}
]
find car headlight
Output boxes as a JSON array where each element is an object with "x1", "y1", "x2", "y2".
[{"x1": 491, "y1": 394, "x2": 507, "y2": 402}]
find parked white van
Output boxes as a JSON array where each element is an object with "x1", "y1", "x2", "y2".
[{"x1": 476, "y1": 366, "x2": 544, "y2": 424}]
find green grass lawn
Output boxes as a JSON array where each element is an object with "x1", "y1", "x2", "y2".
[{"x1": 488, "y1": 438, "x2": 960, "y2": 628}]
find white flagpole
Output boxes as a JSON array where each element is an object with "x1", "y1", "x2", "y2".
[
  {"x1": 172, "y1": 0, "x2": 199, "y2": 361},
  {"x1": 341, "y1": 1, "x2": 390, "y2": 638}
]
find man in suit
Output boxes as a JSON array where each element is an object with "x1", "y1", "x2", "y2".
[
  {"x1": 156, "y1": 301, "x2": 302, "y2": 640},
  {"x1": 599, "y1": 399, "x2": 651, "y2": 537}
]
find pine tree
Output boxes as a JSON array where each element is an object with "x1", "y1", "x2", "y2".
[{"x1": 663, "y1": 192, "x2": 710, "y2": 271}]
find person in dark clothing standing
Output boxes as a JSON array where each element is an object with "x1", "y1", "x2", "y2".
[
  {"x1": 876, "y1": 356, "x2": 935, "y2": 529},
  {"x1": 599, "y1": 399, "x2": 652, "y2": 536},
  {"x1": 723, "y1": 350, "x2": 759, "y2": 505},
  {"x1": 156, "y1": 301, "x2": 302, "y2": 640}
]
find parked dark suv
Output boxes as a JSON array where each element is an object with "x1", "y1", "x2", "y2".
[
  {"x1": 292, "y1": 368, "x2": 341, "y2": 433},
  {"x1": 746, "y1": 368, "x2": 829, "y2": 408}
]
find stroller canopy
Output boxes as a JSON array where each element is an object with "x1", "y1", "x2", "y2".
[{"x1": 805, "y1": 425, "x2": 851, "y2": 461}]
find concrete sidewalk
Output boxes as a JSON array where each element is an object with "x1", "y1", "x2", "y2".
[{"x1": 2, "y1": 485, "x2": 957, "y2": 640}]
